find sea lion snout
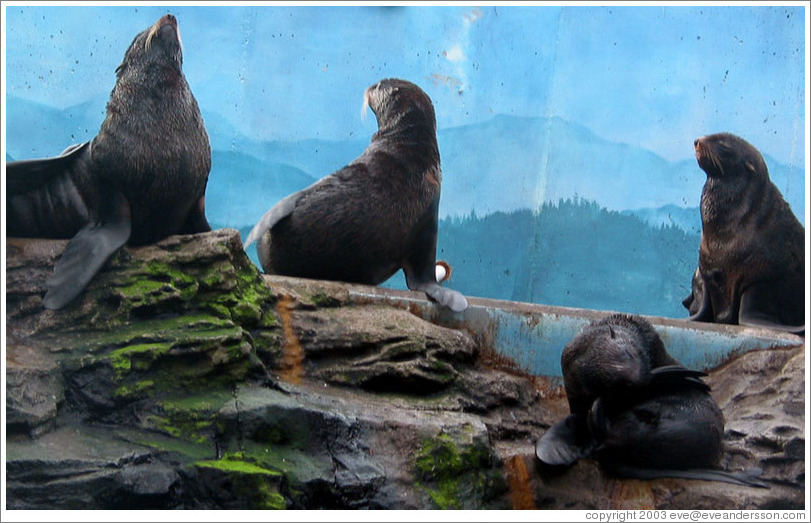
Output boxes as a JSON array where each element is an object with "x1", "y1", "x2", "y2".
[
  {"x1": 146, "y1": 13, "x2": 182, "y2": 55},
  {"x1": 159, "y1": 14, "x2": 177, "y2": 27},
  {"x1": 694, "y1": 136, "x2": 706, "y2": 161}
]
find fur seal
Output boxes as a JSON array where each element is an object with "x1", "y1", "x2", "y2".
[
  {"x1": 683, "y1": 133, "x2": 804, "y2": 334},
  {"x1": 536, "y1": 313, "x2": 767, "y2": 488},
  {"x1": 6, "y1": 14, "x2": 211, "y2": 310},
  {"x1": 244, "y1": 78, "x2": 467, "y2": 312}
]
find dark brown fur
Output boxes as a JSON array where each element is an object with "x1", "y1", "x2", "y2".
[
  {"x1": 6, "y1": 14, "x2": 211, "y2": 308},
  {"x1": 561, "y1": 313, "x2": 677, "y2": 416},
  {"x1": 244, "y1": 78, "x2": 467, "y2": 311},
  {"x1": 536, "y1": 314, "x2": 769, "y2": 487},
  {"x1": 683, "y1": 133, "x2": 804, "y2": 333}
]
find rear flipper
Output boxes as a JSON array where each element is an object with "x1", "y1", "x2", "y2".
[
  {"x1": 43, "y1": 191, "x2": 132, "y2": 310},
  {"x1": 607, "y1": 464, "x2": 770, "y2": 489},
  {"x1": 7, "y1": 143, "x2": 92, "y2": 239},
  {"x1": 739, "y1": 284, "x2": 804, "y2": 335},
  {"x1": 6, "y1": 142, "x2": 89, "y2": 195},
  {"x1": 244, "y1": 190, "x2": 302, "y2": 248},
  {"x1": 535, "y1": 414, "x2": 595, "y2": 467}
]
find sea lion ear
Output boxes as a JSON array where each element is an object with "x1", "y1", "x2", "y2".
[
  {"x1": 608, "y1": 325, "x2": 616, "y2": 339},
  {"x1": 745, "y1": 161, "x2": 756, "y2": 173}
]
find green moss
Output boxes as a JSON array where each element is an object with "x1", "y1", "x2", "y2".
[
  {"x1": 196, "y1": 456, "x2": 281, "y2": 476},
  {"x1": 195, "y1": 453, "x2": 287, "y2": 510},
  {"x1": 117, "y1": 428, "x2": 214, "y2": 461},
  {"x1": 144, "y1": 389, "x2": 234, "y2": 444},
  {"x1": 414, "y1": 432, "x2": 491, "y2": 510},
  {"x1": 109, "y1": 342, "x2": 173, "y2": 378},
  {"x1": 114, "y1": 379, "x2": 156, "y2": 398},
  {"x1": 309, "y1": 293, "x2": 341, "y2": 308}
]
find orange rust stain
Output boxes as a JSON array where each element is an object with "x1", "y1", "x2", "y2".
[
  {"x1": 504, "y1": 454, "x2": 537, "y2": 510},
  {"x1": 607, "y1": 479, "x2": 655, "y2": 510},
  {"x1": 276, "y1": 294, "x2": 304, "y2": 384}
]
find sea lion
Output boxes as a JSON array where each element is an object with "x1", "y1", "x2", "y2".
[
  {"x1": 536, "y1": 313, "x2": 767, "y2": 488},
  {"x1": 683, "y1": 133, "x2": 804, "y2": 334},
  {"x1": 6, "y1": 14, "x2": 211, "y2": 310},
  {"x1": 244, "y1": 78, "x2": 467, "y2": 312}
]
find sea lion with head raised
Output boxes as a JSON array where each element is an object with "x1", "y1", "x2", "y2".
[
  {"x1": 6, "y1": 14, "x2": 211, "y2": 310},
  {"x1": 536, "y1": 313, "x2": 767, "y2": 488},
  {"x1": 244, "y1": 78, "x2": 467, "y2": 312},
  {"x1": 683, "y1": 133, "x2": 804, "y2": 334}
]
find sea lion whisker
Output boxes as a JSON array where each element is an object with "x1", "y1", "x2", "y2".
[
  {"x1": 687, "y1": 133, "x2": 804, "y2": 332},
  {"x1": 145, "y1": 24, "x2": 159, "y2": 52},
  {"x1": 7, "y1": 14, "x2": 210, "y2": 309},
  {"x1": 248, "y1": 78, "x2": 468, "y2": 312},
  {"x1": 361, "y1": 91, "x2": 370, "y2": 121},
  {"x1": 176, "y1": 21, "x2": 183, "y2": 54}
]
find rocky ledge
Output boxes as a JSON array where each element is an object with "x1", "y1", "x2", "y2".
[{"x1": 4, "y1": 229, "x2": 806, "y2": 509}]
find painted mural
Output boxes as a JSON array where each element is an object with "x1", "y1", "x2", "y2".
[{"x1": 4, "y1": 4, "x2": 807, "y2": 319}]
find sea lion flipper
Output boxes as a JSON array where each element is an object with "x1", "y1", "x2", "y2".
[
  {"x1": 651, "y1": 365, "x2": 707, "y2": 379},
  {"x1": 416, "y1": 282, "x2": 469, "y2": 312},
  {"x1": 43, "y1": 191, "x2": 132, "y2": 310},
  {"x1": 536, "y1": 414, "x2": 594, "y2": 466},
  {"x1": 684, "y1": 269, "x2": 712, "y2": 322},
  {"x1": 608, "y1": 465, "x2": 770, "y2": 489},
  {"x1": 6, "y1": 142, "x2": 90, "y2": 196},
  {"x1": 403, "y1": 202, "x2": 469, "y2": 312},
  {"x1": 650, "y1": 365, "x2": 710, "y2": 392},
  {"x1": 180, "y1": 195, "x2": 212, "y2": 235},
  {"x1": 244, "y1": 191, "x2": 303, "y2": 248},
  {"x1": 738, "y1": 284, "x2": 805, "y2": 335}
]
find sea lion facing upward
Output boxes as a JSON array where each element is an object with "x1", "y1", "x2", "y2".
[
  {"x1": 244, "y1": 78, "x2": 468, "y2": 312},
  {"x1": 536, "y1": 313, "x2": 767, "y2": 488},
  {"x1": 683, "y1": 133, "x2": 804, "y2": 334},
  {"x1": 7, "y1": 14, "x2": 211, "y2": 310}
]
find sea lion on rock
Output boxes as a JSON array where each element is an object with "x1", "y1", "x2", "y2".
[
  {"x1": 683, "y1": 133, "x2": 804, "y2": 334},
  {"x1": 6, "y1": 14, "x2": 211, "y2": 310},
  {"x1": 536, "y1": 313, "x2": 767, "y2": 488},
  {"x1": 244, "y1": 78, "x2": 467, "y2": 312}
]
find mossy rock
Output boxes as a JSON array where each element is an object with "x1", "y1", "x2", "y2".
[
  {"x1": 193, "y1": 453, "x2": 287, "y2": 509},
  {"x1": 414, "y1": 427, "x2": 501, "y2": 509}
]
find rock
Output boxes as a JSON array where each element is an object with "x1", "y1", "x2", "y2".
[
  {"x1": 3, "y1": 229, "x2": 805, "y2": 509},
  {"x1": 5, "y1": 343, "x2": 63, "y2": 437}
]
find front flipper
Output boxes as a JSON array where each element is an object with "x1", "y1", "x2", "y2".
[
  {"x1": 738, "y1": 284, "x2": 805, "y2": 335},
  {"x1": 412, "y1": 281, "x2": 469, "y2": 312},
  {"x1": 684, "y1": 268, "x2": 712, "y2": 322},
  {"x1": 536, "y1": 414, "x2": 595, "y2": 466},
  {"x1": 6, "y1": 142, "x2": 89, "y2": 195},
  {"x1": 180, "y1": 195, "x2": 212, "y2": 235},
  {"x1": 607, "y1": 464, "x2": 770, "y2": 489},
  {"x1": 403, "y1": 200, "x2": 469, "y2": 312},
  {"x1": 43, "y1": 191, "x2": 132, "y2": 310},
  {"x1": 650, "y1": 365, "x2": 711, "y2": 392},
  {"x1": 243, "y1": 191, "x2": 303, "y2": 248}
]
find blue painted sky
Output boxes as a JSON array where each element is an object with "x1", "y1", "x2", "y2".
[{"x1": 3, "y1": 3, "x2": 807, "y2": 168}]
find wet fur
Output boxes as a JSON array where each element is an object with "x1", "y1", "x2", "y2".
[
  {"x1": 684, "y1": 133, "x2": 804, "y2": 333},
  {"x1": 245, "y1": 78, "x2": 467, "y2": 311},
  {"x1": 537, "y1": 314, "x2": 767, "y2": 488},
  {"x1": 6, "y1": 14, "x2": 211, "y2": 308}
]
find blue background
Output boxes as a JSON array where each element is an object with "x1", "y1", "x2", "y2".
[{"x1": 4, "y1": 4, "x2": 807, "y2": 319}]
